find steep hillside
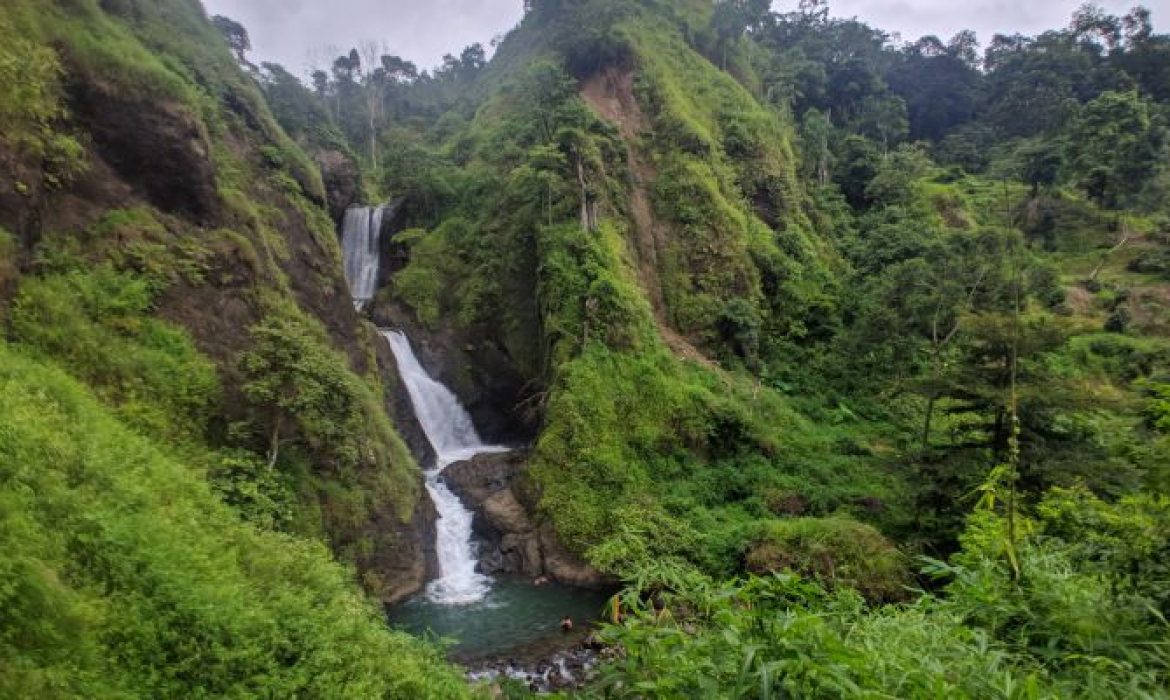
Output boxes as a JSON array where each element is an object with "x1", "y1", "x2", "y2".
[
  {"x1": 0, "y1": 343, "x2": 469, "y2": 698},
  {"x1": 0, "y1": 0, "x2": 483, "y2": 692},
  {"x1": 372, "y1": 0, "x2": 905, "y2": 581},
  {"x1": 0, "y1": 0, "x2": 436, "y2": 603}
]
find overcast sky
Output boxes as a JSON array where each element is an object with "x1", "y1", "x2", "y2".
[{"x1": 200, "y1": 0, "x2": 1159, "y2": 76}]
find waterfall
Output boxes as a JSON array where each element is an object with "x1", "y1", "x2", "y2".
[
  {"x1": 340, "y1": 205, "x2": 386, "y2": 310},
  {"x1": 382, "y1": 329, "x2": 506, "y2": 605}
]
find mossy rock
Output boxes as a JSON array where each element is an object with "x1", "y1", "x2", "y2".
[{"x1": 745, "y1": 516, "x2": 910, "y2": 602}]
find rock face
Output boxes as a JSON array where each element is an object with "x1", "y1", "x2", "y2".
[
  {"x1": 70, "y1": 84, "x2": 218, "y2": 223},
  {"x1": 376, "y1": 199, "x2": 412, "y2": 281},
  {"x1": 443, "y1": 452, "x2": 613, "y2": 588},
  {"x1": 314, "y1": 148, "x2": 362, "y2": 222},
  {"x1": 363, "y1": 480, "x2": 440, "y2": 604}
]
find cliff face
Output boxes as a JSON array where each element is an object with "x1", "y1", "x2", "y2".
[{"x1": 0, "y1": 0, "x2": 430, "y2": 602}]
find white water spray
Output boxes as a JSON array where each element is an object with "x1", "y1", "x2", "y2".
[
  {"x1": 340, "y1": 205, "x2": 386, "y2": 310},
  {"x1": 382, "y1": 330, "x2": 506, "y2": 605}
]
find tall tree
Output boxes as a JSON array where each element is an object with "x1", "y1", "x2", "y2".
[
  {"x1": 211, "y1": 15, "x2": 251, "y2": 65},
  {"x1": 1066, "y1": 90, "x2": 1162, "y2": 207}
]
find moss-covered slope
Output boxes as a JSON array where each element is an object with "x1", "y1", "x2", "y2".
[{"x1": 0, "y1": 0, "x2": 428, "y2": 602}]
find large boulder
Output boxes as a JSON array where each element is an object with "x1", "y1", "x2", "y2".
[
  {"x1": 443, "y1": 450, "x2": 525, "y2": 503},
  {"x1": 538, "y1": 524, "x2": 613, "y2": 588},
  {"x1": 745, "y1": 517, "x2": 910, "y2": 603},
  {"x1": 443, "y1": 452, "x2": 613, "y2": 588}
]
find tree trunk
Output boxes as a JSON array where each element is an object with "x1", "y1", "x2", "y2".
[
  {"x1": 921, "y1": 394, "x2": 936, "y2": 450},
  {"x1": 992, "y1": 407, "x2": 1006, "y2": 458},
  {"x1": 267, "y1": 412, "x2": 283, "y2": 469},
  {"x1": 370, "y1": 128, "x2": 378, "y2": 176},
  {"x1": 1089, "y1": 228, "x2": 1131, "y2": 282},
  {"x1": 576, "y1": 157, "x2": 593, "y2": 231}
]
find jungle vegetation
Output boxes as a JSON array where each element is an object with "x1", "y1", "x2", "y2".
[{"x1": 1, "y1": 0, "x2": 1169, "y2": 697}]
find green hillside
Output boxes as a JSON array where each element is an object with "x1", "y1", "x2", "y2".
[
  {"x1": 2, "y1": 0, "x2": 1169, "y2": 696},
  {"x1": 0, "y1": 342, "x2": 469, "y2": 698}
]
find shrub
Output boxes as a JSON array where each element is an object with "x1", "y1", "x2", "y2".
[
  {"x1": 239, "y1": 300, "x2": 419, "y2": 522},
  {"x1": 0, "y1": 12, "x2": 87, "y2": 185},
  {"x1": 745, "y1": 517, "x2": 910, "y2": 602}
]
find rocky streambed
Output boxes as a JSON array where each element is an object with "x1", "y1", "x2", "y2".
[{"x1": 465, "y1": 629, "x2": 619, "y2": 693}]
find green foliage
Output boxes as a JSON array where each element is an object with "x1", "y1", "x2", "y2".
[
  {"x1": 0, "y1": 343, "x2": 471, "y2": 699},
  {"x1": 628, "y1": 15, "x2": 835, "y2": 345},
  {"x1": 0, "y1": 11, "x2": 87, "y2": 185},
  {"x1": 0, "y1": 15, "x2": 63, "y2": 147},
  {"x1": 1066, "y1": 91, "x2": 1163, "y2": 209},
  {"x1": 745, "y1": 517, "x2": 910, "y2": 602},
  {"x1": 8, "y1": 0, "x2": 192, "y2": 105},
  {"x1": 590, "y1": 490, "x2": 1170, "y2": 699},
  {"x1": 208, "y1": 448, "x2": 298, "y2": 529},
  {"x1": 864, "y1": 143, "x2": 933, "y2": 207},
  {"x1": 390, "y1": 223, "x2": 472, "y2": 329},
  {"x1": 537, "y1": 221, "x2": 655, "y2": 355},
  {"x1": 946, "y1": 505, "x2": 1170, "y2": 695},
  {"x1": 1142, "y1": 382, "x2": 1170, "y2": 433},
  {"x1": 239, "y1": 300, "x2": 418, "y2": 520},
  {"x1": 593, "y1": 570, "x2": 1020, "y2": 699},
  {"x1": 9, "y1": 266, "x2": 219, "y2": 440},
  {"x1": 528, "y1": 220, "x2": 902, "y2": 576},
  {"x1": 1037, "y1": 486, "x2": 1170, "y2": 615},
  {"x1": 40, "y1": 207, "x2": 212, "y2": 292}
]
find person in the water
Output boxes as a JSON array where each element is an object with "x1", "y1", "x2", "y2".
[{"x1": 560, "y1": 616, "x2": 573, "y2": 632}]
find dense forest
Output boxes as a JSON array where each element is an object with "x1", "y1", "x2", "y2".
[{"x1": 1, "y1": 0, "x2": 1169, "y2": 697}]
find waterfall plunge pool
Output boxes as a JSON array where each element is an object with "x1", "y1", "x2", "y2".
[
  {"x1": 386, "y1": 578, "x2": 613, "y2": 661},
  {"x1": 379, "y1": 327, "x2": 614, "y2": 674}
]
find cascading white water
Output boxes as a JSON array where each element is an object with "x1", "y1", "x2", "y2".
[
  {"x1": 382, "y1": 329, "x2": 507, "y2": 605},
  {"x1": 340, "y1": 205, "x2": 386, "y2": 310}
]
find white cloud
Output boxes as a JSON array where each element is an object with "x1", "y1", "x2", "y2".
[
  {"x1": 201, "y1": 0, "x2": 522, "y2": 75},
  {"x1": 200, "y1": 0, "x2": 1162, "y2": 77},
  {"x1": 814, "y1": 0, "x2": 1151, "y2": 45}
]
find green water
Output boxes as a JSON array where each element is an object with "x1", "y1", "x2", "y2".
[{"x1": 387, "y1": 579, "x2": 613, "y2": 659}]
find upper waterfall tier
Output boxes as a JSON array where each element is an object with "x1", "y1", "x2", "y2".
[{"x1": 340, "y1": 205, "x2": 385, "y2": 309}]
